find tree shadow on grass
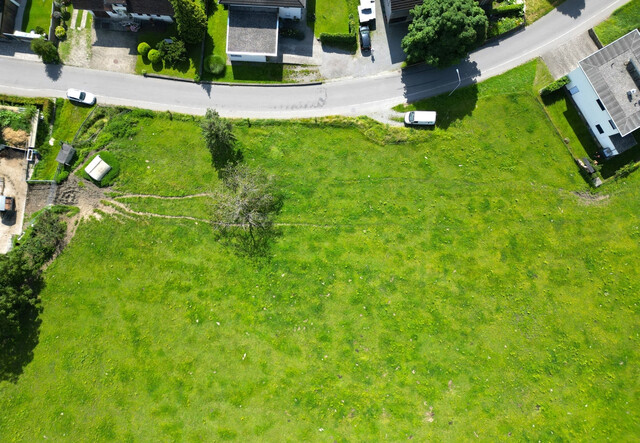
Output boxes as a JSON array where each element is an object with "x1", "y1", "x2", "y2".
[
  {"x1": 215, "y1": 227, "x2": 282, "y2": 264},
  {"x1": 0, "y1": 299, "x2": 42, "y2": 384}
]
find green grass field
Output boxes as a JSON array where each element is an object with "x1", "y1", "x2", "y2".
[
  {"x1": 21, "y1": 0, "x2": 53, "y2": 33},
  {"x1": 594, "y1": 0, "x2": 640, "y2": 45},
  {"x1": 2, "y1": 60, "x2": 640, "y2": 440}
]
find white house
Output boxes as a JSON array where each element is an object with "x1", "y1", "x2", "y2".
[
  {"x1": 220, "y1": 0, "x2": 305, "y2": 62},
  {"x1": 566, "y1": 30, "x2": 640, "y2": 157},
  {"x1": 71, "y1": 0, "x2": 174, "y2": 23}
]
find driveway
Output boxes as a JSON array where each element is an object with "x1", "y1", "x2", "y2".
[{"x1": 541, "y1": 31, "x2": 599, "y2": 79}]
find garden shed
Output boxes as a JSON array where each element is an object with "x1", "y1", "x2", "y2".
[
  {"x1": 85, "y1": 155, "x2": 111, "y2": 181},
  {"x1": 56, "y1": 143, "x2": 75, "y2": 166}
]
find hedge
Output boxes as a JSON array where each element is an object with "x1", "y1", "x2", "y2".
[
  {"x1": 493, "y1": 3, "x2": 525, "y2": 17},
  {"x1": 540, "y1": 76, "x2": 570, "y2": 96},
  {"x1": 319, "y1": 15, "x2": 357, "y2": 53},
  {"x1": 147, "y1": 49, "x2": 162, "y2": 64},
  {"x1": 204, "y1": 55, "x2": 226, "y2": 76},
  {"x1": 137, "y1": 42, "x2": 151, "y2": 56}
]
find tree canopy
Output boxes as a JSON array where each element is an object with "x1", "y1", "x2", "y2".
[
  {"x1": 401, "y1": 0, "x2": 488, "y2": 67},
  {"x1": 201, "y1": 109, "x2": 242, "y2": 173},
  {"x1": 169, "y1": 0, "x2": 207, "y2": 45}
]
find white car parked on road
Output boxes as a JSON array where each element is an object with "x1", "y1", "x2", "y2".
[{"x1": 67, "y1": 88, "x2": 96, "y2": 105}]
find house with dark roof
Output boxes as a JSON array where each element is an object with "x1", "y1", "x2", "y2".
[
  {"x1": 219, "y1": 0, "x2": 305, "y2": 62},
  {"x1": 0, "y1": 0, "x2": 19, "y2": 37},
  {"x1": 71, "y1": 0, "x2": 174, "y2": 23},
  {"x1": 566, "y1": 30, "x2": 640, "y2": 157},
  {"x1": 381, "y1": 0, "x2": 491, "y2": 24}
]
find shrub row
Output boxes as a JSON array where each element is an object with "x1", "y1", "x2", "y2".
[
  {"x1": 540, "y1": 76, "x2": 570, "y2": 96},
  {"x1": 492, "y1": 3, "x2": 525, "y2": 17}
]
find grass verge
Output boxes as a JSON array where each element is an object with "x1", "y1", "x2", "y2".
[
  {"x1": 593, "y1": 0, "x2": 640, "y2": 45},
  {"x1": 21, "y1": 0, "x2": 53, "y2": 33}
]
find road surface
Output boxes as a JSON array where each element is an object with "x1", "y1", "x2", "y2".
[{"x1": 0, "y1": 0, "x2": 630, "y2": 118}]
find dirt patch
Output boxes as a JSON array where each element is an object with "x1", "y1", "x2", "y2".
[
  {"x1": 573, "y1": 191, "x2": 610, "y2": 205},
  {"x1": 0, "y1": 149, "x2": 28, "y2": 253}
]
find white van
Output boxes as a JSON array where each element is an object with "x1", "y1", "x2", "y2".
[{"x1": 404, "y1": 111, "x2": 437, "y2": 126}]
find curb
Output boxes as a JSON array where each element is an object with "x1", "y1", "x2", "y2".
[{"x1": 142, "y1": 72, "x2": 323, "y2": 87}]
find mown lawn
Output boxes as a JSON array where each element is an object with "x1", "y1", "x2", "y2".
[
  {"x1": 1, "y1": 60, "x2": 640, "y2": 440},
  {"x1": 21, "y1": 0, "x2": 53, "y2": 33},
  {"x1": 312, "y1": 0, "x2": 353, "y2": 36},
  {"x1": 594, "y1": 0, "x2": 640, "y2": 45}
]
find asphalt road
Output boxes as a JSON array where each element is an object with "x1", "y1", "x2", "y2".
[{"x1": 0, "y1": 0, "x2": 631, "y2": 118}]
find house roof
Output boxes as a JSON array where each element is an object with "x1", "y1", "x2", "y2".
[
  {"x1": 579, "y1": 29, "x2": 640, "y2": 137},
  {"x1": 56, "y1": 143, "x2": 76, "y2": 165},
  {"x1": 1, "y1": 0, "x2": 18, "y2": 35},
  {"x1": 226, "y1": 6, "x2": 278, "y2": 56},
  {"x1": 220, "y1": 0, "x2": 305, "y2": 8},
  {"x1": 70, "y1": 0, "x2": 174, "y2": 16},
  {"x1": 127, "y1": 0, "x2": 174, "y2": 16},
  {"x1": 387, "y1": 0, "x2": 421, "y2": 11},
  {"x1": 85, "y1": 155, "x2": 112, "y2": 181}
]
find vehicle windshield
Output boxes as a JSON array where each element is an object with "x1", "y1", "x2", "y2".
[
  {"x1": 409, "y1": 112, "x2": 414, "y2": 123},
  {"x1": 79, "y1": 92, "x2": 86, "y2": 100}
]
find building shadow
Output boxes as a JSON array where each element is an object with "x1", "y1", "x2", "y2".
[
  {"x1": 381, "y1": 20, "x2": 408, "y2": 64},
  {"x1": 92, "y1": 26, "x2": 138, "y2": 55},
  {"x1": 556, "y1": 0, "x2": 586, "y2": 19},
  {"x1": 279, "y1": 18, "x2": 314, "y2": 57}
]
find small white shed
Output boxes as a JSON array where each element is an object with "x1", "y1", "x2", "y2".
[{"x1": 85, "y1": 155, "x2": 112, "y2": 181}]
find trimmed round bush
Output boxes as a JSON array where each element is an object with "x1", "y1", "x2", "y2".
[
  {"x1": 204, "y1": 55, "x2": 226, "y2": 76},
  {"x1": 147, "y1": 49, "x2": 162, "y2": 64},
  {"x1": 137, "y1": 42, "x2": 151, "y2": 56},
  {"x1": 55, "y1": 25, "x2": 66, "y2": 40}
]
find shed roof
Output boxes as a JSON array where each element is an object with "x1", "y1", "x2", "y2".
[
  {"x1": 85, "y1": 155, "x2": 112, "y2": 181},
  {"x1": 579, "y1": 29, "x2": 640, "y2": 137},
  {"x1": 56, "y1": 143, "x2": 76, "y2": 165},
  {"x1": 227, "y1": 6, "x2": 278, "y2": 56}
]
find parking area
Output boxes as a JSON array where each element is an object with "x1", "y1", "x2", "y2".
[{"x1": 0, "y1": 149, "x2": 28, "y2": 254}]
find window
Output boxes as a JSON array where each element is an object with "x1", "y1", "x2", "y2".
[
  {"x1": 609, "y1": 119, "x2": 617, "y2": 130},
  {"x1": 596, "y1": 99, "x2": 605, "y2": 111},
  {"x1": 595, "y1": 124, "x2": 604, "y2": 134},
  {"x1": 569, "y1": 86, "x2": 579, "y2": 95}
]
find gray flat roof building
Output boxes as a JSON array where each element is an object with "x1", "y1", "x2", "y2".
[
  {"x1": 579, "y1": 29, "x2": 640, "y2": 137},
  {"x1": 227, "y1": 6, "x2": 279, "y2": 56}
]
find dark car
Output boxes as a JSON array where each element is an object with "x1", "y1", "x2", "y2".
[{"x1": 359, "y1": 26, "x2": 371, "y2": 51}]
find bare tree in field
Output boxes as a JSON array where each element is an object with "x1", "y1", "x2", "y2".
[{"x1": 211, "y1": 164, "x2": 282, "y2": 255}]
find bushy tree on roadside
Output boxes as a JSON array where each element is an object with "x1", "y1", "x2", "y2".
[
  {"x1": 31, "y1": 37, "x2": 60, "y2": 64},
  {"x1": 201, "y1": 108, "x2": 242, "y2": 172},
  {"x1": 401, "y1": 0, "x2": 488, "y2": 67},
  {"x1": 168, "y1": 0, "x2": 207, "y2": 45}
]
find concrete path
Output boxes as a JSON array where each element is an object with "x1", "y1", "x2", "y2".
[
  {"x1": 70, "y1": 9, "x2": 79, "y2": 29},
  {"x1": 80, "y1": 10, "x2": 89, "y2": 29},
  {"x1": 0, "y1": 0, "x2": 632, "y2": 119},
  {"x1": 542, "y1": 32, "x2": 599, "y2": 79}
]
